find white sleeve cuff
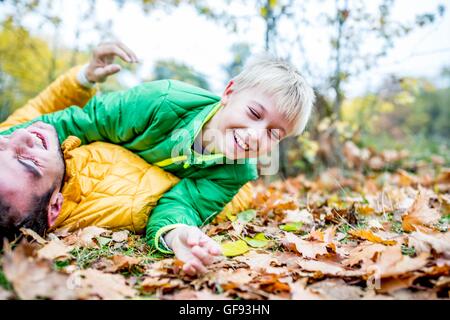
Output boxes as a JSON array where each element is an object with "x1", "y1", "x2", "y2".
[{"x1": 76, "y1": 64, "x2": 95, "y2": 89}]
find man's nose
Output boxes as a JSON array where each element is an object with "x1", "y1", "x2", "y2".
[{"x1": 11, "y1": 129, "x2": 35, "y2": 149}]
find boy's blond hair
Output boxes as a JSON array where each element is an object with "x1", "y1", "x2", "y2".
[{"x1": 231, "y1": 54, "x2": 315, "y2": 136}]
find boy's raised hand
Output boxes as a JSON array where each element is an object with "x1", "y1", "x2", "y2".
[
  {"x1": 164, "y1": 225, "x2": 223, "y2": 276},
  {"x1": 85, "y1": 42, "x2": 139, "y2": 83}
]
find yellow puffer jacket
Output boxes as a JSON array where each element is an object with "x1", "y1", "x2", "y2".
[{"x1": 0, "y1": 66, "x2": 254, "y2": 232}]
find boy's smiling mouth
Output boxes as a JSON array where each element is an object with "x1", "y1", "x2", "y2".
[{"x1": 233, "y1": 130, "x2": 250, "y2": 151}]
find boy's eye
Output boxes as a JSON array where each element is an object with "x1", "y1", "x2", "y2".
[{"x1": 248, "y1": 107, "x2": 261, "y2": 119}]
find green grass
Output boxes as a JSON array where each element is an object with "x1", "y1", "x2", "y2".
[{"x1": 0, "y1": 267, "x2": 12, "y2": 291}]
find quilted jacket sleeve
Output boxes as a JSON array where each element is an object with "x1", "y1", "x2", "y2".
[
  {"x1": 146, "y1": 164, "x2": 258, "y2": 254},
  {"x1": 0, "y1": 66, "x2": 96, "y2": 131},
  {"x1": 0, "y1": 81, "x2": 169, "y2": 146}
]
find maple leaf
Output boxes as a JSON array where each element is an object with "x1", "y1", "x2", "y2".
[
  {"x1": 103, "y1": 255, "x2": 142, "y2": 273},
  {"x1": 373, "y1": 244, "x2": 429, "y2": 278},
  {"x1": 71, "y1": 269, "x2": 137, "y2": 299},
  {"x1": 234, "y1": 251, "x2": 286, "y2": 275},
  {"x1": 37, "y1": 238, "x2": 74, "y2": 261},
  {"x1": 342, "y1": 243, "x2": 387, "y2": 268},
  {"x1": 408, "y1": 231, "x2": 450, "y2": 255},
  {"x1": 402, "y1": 188, "x2": 441, "y2": 232},
  {"x1": 282, "y1": 232, "x2": 328, "y2": 259},
  {"x1": 3, "y1": 241, "x2": 78, "y2": 300}
]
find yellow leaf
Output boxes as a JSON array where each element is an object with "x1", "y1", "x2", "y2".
[
  {"x1": 221, "y1": 240, "x2": 249, "y2": 257},
  {"x1": 348, "y1": 229, "x2": 397, "y2": 246}
]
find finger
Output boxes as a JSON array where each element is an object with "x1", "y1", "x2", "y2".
[
  {"x1": 98, "y1": 43, "x2": 133, "y2": 63},
  {"x1": 94, "y1": 64, "x2": 121, "y2": 79},
  {"x1": 187, "y1": 231, "x2": 201, "y2": 247},
  {"x1": 207, "y1": 241, "x2": 223, "y2": 256},
  {"x1": 189, "y1": 259, "x2": 208, "y2": 274},
  {"x1": 182, "y1": 263, "x2": 196, "y2": 276},
  {"x1": 116, "y1": 41, "x2": 139, "y2": 63},
  {"x1": 199, "y1": 234, "x2": 209, "y2": 246},
  {"x1": 192, "y1": 245, "x2": 214, "y2": 265}
]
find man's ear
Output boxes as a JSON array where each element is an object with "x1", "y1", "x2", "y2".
[
  {"x1": 47, "y1": 192, "x2": 63, "y2": 227},
  {"x1": 221, "y1": 80, "x2": 234, "y2": 105}
]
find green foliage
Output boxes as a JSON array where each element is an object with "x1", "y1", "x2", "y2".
[{"x1": 0, "y1": 266, "x2": 12, "y2": 291}]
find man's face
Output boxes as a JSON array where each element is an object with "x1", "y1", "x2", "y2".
[
  {"x1": 0, "y1": 121, "x2": 64, "y2": 220},
  {"x1": 204, "y1": 83, "x2": 294, "y2": 160}
]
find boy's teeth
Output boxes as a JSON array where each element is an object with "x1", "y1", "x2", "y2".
[{"x1": 235, "y1": 132, "x2": 249, "y2": 151}]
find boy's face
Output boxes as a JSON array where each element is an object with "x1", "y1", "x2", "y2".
[{"x1": 203, "y1": 81, "x2": 294, "y2": 160}]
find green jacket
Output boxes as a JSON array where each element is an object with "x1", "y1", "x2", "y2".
[{"x1": 0, "y1": 80, "x2": 258, "y2": 253}]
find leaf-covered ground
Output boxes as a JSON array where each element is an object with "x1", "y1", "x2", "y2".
[{"x1": 0, "y1": 148, "x2": 449, "y2": 300}]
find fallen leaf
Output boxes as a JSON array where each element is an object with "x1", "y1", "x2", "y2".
[
  {"x1": 234, "y1": 251, "x2": 286, "y2": 275},
  {"x1": 348, "y1": 229, "x2": 397, "y2": 245},
  {"x1": 342, "y1": 243, "x2": 387, "y2": 268},
  {"x1": 70, "y1": 269, "x2": 136, "y2": 299},
  {"x1": 3, "y1": 241, "x2": 77, "y2": 299},
  {"x1": 112, "y1": 230, "x2": 129, "y2": 243},
  {"x1": 374, "y1": 244, "x2": 429, "y2": 278},
  {"x1": 282, "y1": 232, "x2": 328, "y2": 259},
  {"x1": 77, "y1": 226, "x2": 110, "y2": 248},
  {"x1": 290, "y1": 279, "x2": 326, "y2": 300},
  {"x1": 221, "y1": 240, "x2": 249, "y2": 257},
  {"x1": 408, "y1": 231, "x2": 450, "y2": 255},
  {"x1": 402, "y1": 188, "x2": 441, "y2": 232},
  {"x1": 37, "y1": 239, "x2": 73, "y2": 261},
  {"x1": 244, "y1": 233, "x2": 270, "y2": 248},
  {"x1": 19, "y1": 228, "x2": 47, "y2": 245},
  {"x1": 104, "y1": 255, "x2": 141, "y2": 273},
  {"x1": 141, "y1": 277, "x2": 185, "y2": 294}
]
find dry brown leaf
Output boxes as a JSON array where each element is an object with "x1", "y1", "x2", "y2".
[
  {"x1": 37, "y1": 239, "x2": 73, "y2": 261},
  {"x1": 76, "y1": 226, "x2": 111, "y2": 248},
  {"x1": 141, "y1": 277, "x2": 185, "y2": 294},
  {"x1": 402, "y1": 188, "x2": 441, "y2": 232},
  {"x1": 374, "y1": 244, "x2": 429, "y2": 278},
  {"x1": 216, "y1": 268, "x2": 255, "y2": 287},
  {"x1": 19, "y1": 228, "x2": 47, "y2": 245},
  {"x1": 112, "y1": 230, "x2": 129, "y2": 243},
  {"x1": 290, "y1": 279, "x2": 327, "y2": 300},
  {"x1": 282, "y1": 232, "x2": 328, "y2": 259},
  {"x1": 308, "y1": 279, "x2": 372, "y2": 299},
  {"x1": 348, "y1": 229, "x2": 397, "y2": 245},
  {"x1": 252, "y1": 273, "x2": 291, "y2": 294},
  {"x1": 342, "y1": 243, "x2": 387, "y2": 268},
  {"x1": 70, "y1": 269, "x2": 136, "y2": 299},
  {"x1": 233, "y1": 251, "x2": 286, "y2": 275},
  {"x1": 104, "y1": 255, "x2": 141, "y2": 273},
  {"x1": 408, "y1": 231, "x2": 450, "y2": 255},
  {"x1": 3, "y1": 241, "x2": 78, "y2": 300},
  {"x1": 378, "y1": 275, "x2": 419, "y2": 294}
]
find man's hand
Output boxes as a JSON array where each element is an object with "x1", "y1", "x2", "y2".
[
  {"x1": 85, "y1": 42, "x2": 139, "y2": 83},
  {"x1": 164, "y1": 225, "x2": 223, "y2": 276}
]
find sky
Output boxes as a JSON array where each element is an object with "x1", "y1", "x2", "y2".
[{"x1": 3, "y1": 0, "x2": 450, "y2": 97}]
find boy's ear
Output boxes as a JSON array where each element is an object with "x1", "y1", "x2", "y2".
[
  {"x1": 47, "y1": 192, "x2": 63, "y2": 227},
  {"x1": 221, "y1": 80, "x2": 234, "y2": 105}
]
